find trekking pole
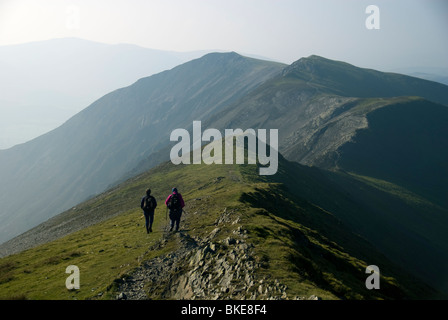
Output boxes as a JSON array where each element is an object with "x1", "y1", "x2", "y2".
[
  {"x1": 181, "y1": 209, "x2": 187, "y2": 229},
  {"x1": 165, "y1": 207, "x2": 168, "y2": 232}
]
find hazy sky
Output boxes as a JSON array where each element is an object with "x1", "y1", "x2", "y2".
[
  {"x1": 0, "y1": 0, "x2": 447, "y2": 149},
  {"x1": 1, "y1": 0, "x2": 447, "y2": 69}
]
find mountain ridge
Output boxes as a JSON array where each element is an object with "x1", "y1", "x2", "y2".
[
  {"x1": 1, "y1": 52, "x2": 447, "y2": 297},
  {"x1": 282, "y1": 55, "x2": 448, "y2": 104},
  {"x1": 203, "y1": 56, "x2": 448, "y2": 206},
  {"x1": 197, "y1": 56, "x2": 448, "y2": 294},
  {"x1": 0, "y1": 149, "x2": 442, "y2": 299}
]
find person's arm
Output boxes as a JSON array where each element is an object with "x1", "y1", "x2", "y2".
[
  {"x1": 179, "y1": 194, "x2": 185, "y2": 208},
  {"x1": 153, "y1": 197, "x2": 157, "y2": 209},
  {"x1": 165, "y1": 195, "x2": 171, "y2": 206},
  {"x1": 141, "y1": 196, "x2": 145, "y2": 209}
]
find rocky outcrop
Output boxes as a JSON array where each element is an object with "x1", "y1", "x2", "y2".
[{"x1": 115, "y1": 208, "x2": 318, "y2": 300}]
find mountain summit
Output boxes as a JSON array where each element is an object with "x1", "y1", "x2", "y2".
[{"x1": 282, "y1": 55, "x2": 448, "y2": 104}]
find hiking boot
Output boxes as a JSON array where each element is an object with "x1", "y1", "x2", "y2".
[
  {"x1": 149, "y1": 227, "x2": 152, "y2": 232},
  {"x1": 169, "y1": 226, "x2": 173, "y2": 232}
]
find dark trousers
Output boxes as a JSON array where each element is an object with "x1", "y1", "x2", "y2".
[
  {"x1": 144, "y1": 211, "x2": 154, "y2": 232},
  {"x1": 169, "y1": 210, "x2": 182, "y2": 231}
]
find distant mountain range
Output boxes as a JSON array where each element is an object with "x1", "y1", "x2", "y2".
[
  {"x1": 0, "y1": 37, "x2": 212, "y2": 149},
  {"x1": 1, "y1": 51, "x2": 447, "y2": 297},
  {"x1": 391, "y1": 66, "x2": 448, "y2": 86}
]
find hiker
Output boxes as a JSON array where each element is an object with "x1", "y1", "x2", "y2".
[
  {"x1": 165, "y1": 187, "x2": 185, "y2": 232},
  {"x1": 141, "y1": 188, "x2": 157, "y2": 233}
]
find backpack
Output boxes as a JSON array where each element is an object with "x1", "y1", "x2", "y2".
[
  {"x1": 169, "y1": 193, "x2": 181, "y2": 211},
  {"x1": 143, "y1": 196, "x2": 155, "y2": 211}
]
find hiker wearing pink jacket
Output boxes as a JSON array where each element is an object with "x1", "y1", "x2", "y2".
[{"x1": 165, "y1": 187, "x2": 185, "y2": 231}]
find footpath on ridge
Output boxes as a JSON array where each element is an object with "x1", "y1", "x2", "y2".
[{"x1": 115, "y1": 201, "x2": 319, "y2": 300}]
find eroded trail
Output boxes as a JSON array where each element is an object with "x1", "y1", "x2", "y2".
[{"x1": 115, "y1": 207, "x2": 298, "y2": 300}]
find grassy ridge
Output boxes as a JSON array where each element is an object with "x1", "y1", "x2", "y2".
[
  {"x1": 0, "y1": 161, "x2": 248, "y2": 300},
  {"x1": 0, "y1": 161, "x2": 177, "y2": 300},
  {"x1": 0, "y1": 158, "x2": 439, "y2": 300},
  {"x1": 0, "y1": 208, "x2": 159, "y2": 300}
]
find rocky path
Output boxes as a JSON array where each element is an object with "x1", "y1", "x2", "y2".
[{"x1": 115, "y1": 207, "x2": 318, "y2": 300}]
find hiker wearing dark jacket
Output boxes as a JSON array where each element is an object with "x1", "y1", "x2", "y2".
[
  {"x1": 141, "y1": 188, "x2": 157, "y2": 233},
  {"x1": 165, "y1": 187, "x2": 185, "y2": 231}
]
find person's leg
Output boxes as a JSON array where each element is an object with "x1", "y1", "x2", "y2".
[
  {"x1": 144, "y1": 212, "x2": 150, "y2": 233},
  {"x1": 149, "y1": 212, "x2": 154, "y2": 232},
  {"x1": 174, "y1": 212, "x2": 181, "y2": 231},
  {"x1": 176, "y1": 211, "x2": 183, "y2": 231},
  {"x1": 169, "y1": 211, "x2": 174, "y2": 231}
]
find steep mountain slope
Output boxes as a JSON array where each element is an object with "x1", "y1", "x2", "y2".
[
  {"x1": 204, "y1": 55, "x2": 448, "y2": 205},
  {"x1": 0, "y1": 153, "x2": 440, "y2": 300},
  {"x1": 271, "y1": 157, "x2": 448, "y2": 296},
  {"x1": 0, "y1": 52, "x2": 285, "y2": 244},
  {"x1": 335, "y1": 99, "x2": 448, "y2": 207}
]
